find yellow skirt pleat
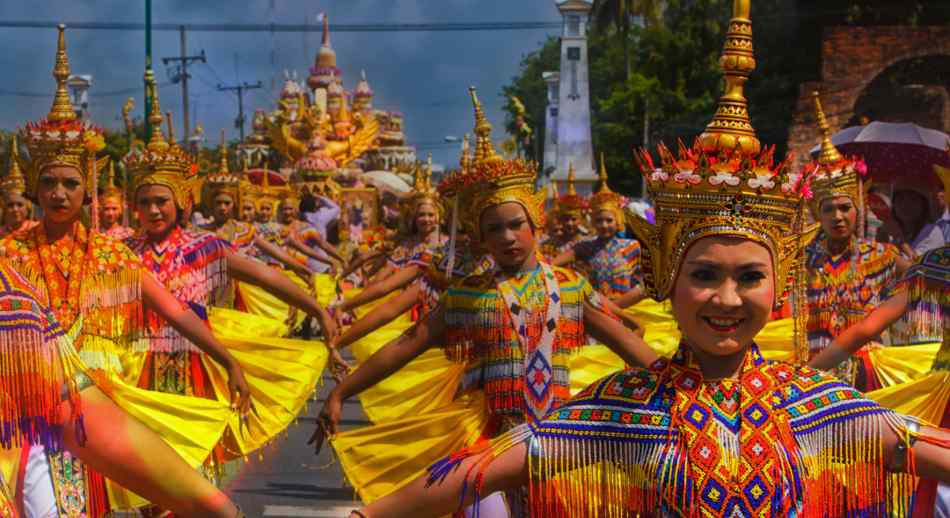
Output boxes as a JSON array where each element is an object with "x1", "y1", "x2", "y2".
[
  {"x1": 331, "y1": 393, "x2": 487, "y2": 504},
  {"x1": 866, "y1": 368, "x2": 949, "y2": 425}
]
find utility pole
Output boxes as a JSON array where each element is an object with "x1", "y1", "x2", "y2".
[
  {"x1": 217, "y1": 81, "x2": 262, "y2": 141},
  {"x1": 144, "y1": 0, "x2": 152, "y2": 137},
  {"x1": 162, "y1": 26, "x2": 205, "y2": 143}
]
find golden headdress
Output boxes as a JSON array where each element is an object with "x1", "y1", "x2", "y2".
[
  {"x1": 590, "y1": 153, "x2": 626, "y2": 222},
  {"x1": 1, "y1": 135, "x2": 27, "y2": 199},
  {"x1": 400, "y1": 153, "x2": 442, "y2": 232},
  {"x1": 21, "y1": 25, "x2": 105, "y2": 197},
  {"x1": 628, "y1": 0, "x2": 814, "y2": 304},
  {"x1": 125, "y1": 70, "x2": 197, "y2": 209},
  {"x1": 437, "y1": 87, "x2": 543, "y2": 241},
  {"x1": 802, "y1": 91, "x2": 868, "y2": 220},
  {"x1": 556, "y1": 163, "x2": 589, "y2": 217},
  {"x1": 203, "y1": 130, "x2": 243, "y2": 206}
]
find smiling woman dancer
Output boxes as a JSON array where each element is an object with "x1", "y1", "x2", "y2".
[
  {"x1": 0, "y1": 25, "x2": 248, "y2": 518},
  {"x1": 349, "y1": 3, "x2": 950, "y2": 517}
]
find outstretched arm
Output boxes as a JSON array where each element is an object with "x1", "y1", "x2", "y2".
[
  {"x1": 808, "y1": 291, "x2": 907, "y2": 370},
  {"x1": 141, "y1": 272, "x2": 250, "y2": 412},
  {"x1": 341, "y1": 250, "x2": 384, "y2": 279},
  {"x1": 227, "y1": 251, "x2": 338, "y2": 340},
  {"x1": 584, "y1": 302, "x2": 658, "y2": 368},
  {"x1": 339, "y1": 265, "x2": 421, "y2": 313},
  {"x1": 309, "y1": 306, "x2": 445, "y2": 453},
  {"x1": 356, "y1": 442, "x2": 530, "y2": 518},
  {"x1": 551, "y1": 248, "x2": 576, "y2": 267},
  {"x1": 254, "y1": 236, "x2": 314, "y2": 279},
  {"x1": 334, "y1": 284, "x2": 421, "y2": 350},
  {"x1": 285, "y1": 235, "x2": 335, "y2": 266},
  {"x1": 610, "y1": 285, "x2": 646, "y2": 309}
]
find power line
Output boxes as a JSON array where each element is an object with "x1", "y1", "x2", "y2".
[{"x1": 0, "y1": 21, "x2": 561, "y2": 33}]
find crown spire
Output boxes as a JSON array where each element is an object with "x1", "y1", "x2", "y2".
[
  {"x1": 566, "y1": 163, "x2": 577, "y2": 195},
  {"x1": 145, "y1": 69, "x2": 169, "y2": 153},
  {"x1": 469, "y1": 86, "x2": 500, "y2": 164},
  {"x1": 698, "y1": 0, "x2": 759, "y2": 155},
  {"x1": 459, "y1": 133, "x2": 471, "y2": 170},
  {"x1": 812, "y1": 91, "x2": 843, "y2": 165},
  {"x1": 165, "y1": 111, "x2": 179, "y2": 151},
  {"x1": 597, "y1": 152, "x2": 613, "y2": 193},
  {"x1": 4, "y1": 135, "x2": 25, "y2": 194},
  {"x1": 48, "y1": 24, "x2": 77, "y2": 122},
  {"x1": 106, "y1": 159, "x2": 116, "y2": 187},
  {"x1": 218, "y1": 130, "x2": 230, "y2": 174},
  {"x1": 322, "y1": 14, "x2": 330, "y2": 46}
]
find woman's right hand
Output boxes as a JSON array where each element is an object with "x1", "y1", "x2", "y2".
[{"x1": 308, "y1": 388, "x2": 343, "y2": 455}]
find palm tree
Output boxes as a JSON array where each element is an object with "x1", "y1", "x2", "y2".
[{"x1": 591, "y1": 0, "x2": 664, "y2": 80}]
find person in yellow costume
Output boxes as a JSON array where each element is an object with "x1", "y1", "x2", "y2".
[
  {"x1": 122, "y1": 71, "x2": 341, "y2": 495},
  {"x1": 539, "y1": 163, "x2": 588, "y2": 260},
  {"x1": 313, "y1": 87, "x2": 658, "y2": 515},
  {"x1": 0, "y1": 25, "x2": 250, "y2": 518},
  {"x1": 351, "y1": 4, "x2": 950, "y2": 516},
  {"x1": 0, "y1": 135, "x2": 38, "y2": 239},
  {"x1": 98, "y1": 161, "x2": 134, "y2": 241}
]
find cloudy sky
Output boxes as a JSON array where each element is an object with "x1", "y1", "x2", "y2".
[{"x1": 0, "y1": 1, "x2": 563, "y2": 167}]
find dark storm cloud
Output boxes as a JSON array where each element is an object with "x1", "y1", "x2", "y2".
[{"x1": 0, "y1": 1, "x2": 561, "y2": 167}]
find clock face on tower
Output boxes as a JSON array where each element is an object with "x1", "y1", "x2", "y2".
[{"x1": 567, "y1": 47, "x2": 580, "y2": 61}]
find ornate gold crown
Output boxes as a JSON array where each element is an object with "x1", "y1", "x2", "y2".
[
  {"x1": 589, "y1": 153, "x2": 626, "y2": 222},
  {"x1": 21, "y1": 25, "x2": 105, "y2": 197},
  {"x1": 125, "y1": 70, "x2": 197, "y2": 208},
  {"x1": 556, "y1": 163, "x2": 589, "y2": 216},
  {"x1": 203, "y1": 130, "x2": 244, "y2": 207},
  {"x1": 437, "y1": 86, "x2": 543, "y2": 240},
  {"x1": 2, "y1": 135, "x2": 27, "y2": 198},
  {"x1": 400, "y1": 153, "x2": 441, "y2": 227},
  {"x1": 627, "y1": 0, "x2": 814, "y2": 303},
  {"x1": 801, "y1": 91, "x2": 868, "y2": 219}
]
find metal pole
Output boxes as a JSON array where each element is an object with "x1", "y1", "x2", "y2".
[
  {"x1": 144, "y1": 0, "x2": 152, "y2": 137},
  {"x1": 236, "y1": 85, "x2": 245, "y2": 141},
  {"x1": 180, "y1": 25, "x2": 190, "y2": 142}
]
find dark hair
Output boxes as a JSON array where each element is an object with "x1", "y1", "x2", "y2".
[
  {"x1": 892, "y1": 189, "x2": 932, "y2": 242},
  {"x1": 299, "y1": 193, "x2": 318, "y2": 214}
]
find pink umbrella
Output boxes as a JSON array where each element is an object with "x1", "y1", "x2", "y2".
[{"x1": 810, "y1": 121, "x2": 950, "y2": 190}]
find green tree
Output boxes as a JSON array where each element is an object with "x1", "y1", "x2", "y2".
[
  {"x1": 592, "y1": 0, "x2": 665, "y2": 80},
  {"x1": 501, "y1": 36, "x2": 561, "y2": 166}
]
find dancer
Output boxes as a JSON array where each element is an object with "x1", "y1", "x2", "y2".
[
  {"x1": 553, "y1": 153, "x2": 644, "y2": 308},
  {"x1": 0, "y1": 26, "x2": 250, "y2": 517},
  {"x1": 540, "y1": 163, "x2": 587, "y2": 260},
  {"x1": 98, "y1": 161, "x2": 134, "y2": 240},
  {"x1": 0, "y1": 135, "x2": 36, "y2": 238},
  {"x1": 803, "y1": 92, "x2": 905, "y2": 390},
  {"x1": 314, "y1": 88, "x2": 658, "y2": 512},
  {"x1": 352, "y1": 5, "x2": 950, "y2": 516}
]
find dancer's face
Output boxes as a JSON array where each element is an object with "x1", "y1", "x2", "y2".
[
  {"x1": 257, "y1": 203, "x2": 273, "y2": 222},
  {"x1": 2, "y1": 193, "x2": 30, "y2": 227},
  {"x1": 135, "y1": 185, "x2": 178, "y2": 239},
  {"x1": 819, "y1": 196, "x2": 857, "y2": 242},
  {"x1": 278, "y1": 203, "x2": 296, "y2": 223},
  {"x1": 36, "y1": 165, "x2": 84, "y2": 225},
  {"x1": 213, "y1": 193, "x2": 235, "y2": 223},
  {"x1": 672, "y1": 236, "x2": 774, "y2": 358},
  {"x1": 559, "y1": 212, "x2": 580, "y2": 237},
  {"x1": 414, "y1": 202, "x2": 438, "y2": 235},
  {"x1": 240, "y1": 200, "x2": 257, "y2": 222},
  {"x1": 100, "y1": 197, "x2": 123, "y2": 227},
  {"x1": 593, "y1": 210, "x2": 618, "y2": 238},
  {"x1": 479, "y1": 202, "x2": 535, "y2": 270}
]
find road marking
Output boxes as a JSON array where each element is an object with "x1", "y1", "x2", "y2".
[{"x1": 263, "y1": 504, "x2": 359, "y2": 517}]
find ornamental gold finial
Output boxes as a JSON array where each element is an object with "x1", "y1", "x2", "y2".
[
  {"x1": 218, "y1": 130, "x2": 230, "y2": 174},
  {"x1": 469, "y1": 86, "x2": 500, "y2": 164},
  {"x1": 459, "y1": 133, "x2": 470, "y2": 170},
  {"x1": 122, "y1": 97, "x2": 135, "y2": 133},
  {"x1": 698, "y1": 0, "x2": 759, "y2": 155},
  {"x1": 165, "y1": 111, "x2": 180, "y2": 151},
  {"x1": 812, "y1": 91, "x2": 843, "y2": 165},
  {"x1": 322, "y1": 14, "x2": 330, "y2": 46},
  {"x1": 145, "y1": 69, "x2": 169, "y2": 153},
  {"x1": 5, "y1": 135, "x2": 25, "y2": 193},
  {"x1": 106, "y1": 159, "x2": 115, "y2": 186},
  {"x1": 48, "y1": 24, "x2": 77, "y2": 122},
  {"x1": 597, "y1": 152, "x2": 613, "y2": 193},
  {"x1": 566, "y1": 162, "x2": 577, "y2": 195}
]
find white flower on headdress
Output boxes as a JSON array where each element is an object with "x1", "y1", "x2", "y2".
[
  {"x1": 748, "y1": 174, "x2": 775, "y2": 190},
  {"x1": 673, "y1": 170, "x2": 702, "y2": 185},
  {"x1": 781, "y1": 173, "x2": 801, "y2": 194},
  {"x1": 708, "y1": 172, "x2": 740, "y2": 186},
  {"x1": 650, "y1": 169, "x2": 669, "y2": 182}
]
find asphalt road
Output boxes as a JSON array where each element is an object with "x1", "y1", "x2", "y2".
[{"x1": 225, "y1": 372, "x2": 368, "y2": 518}]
